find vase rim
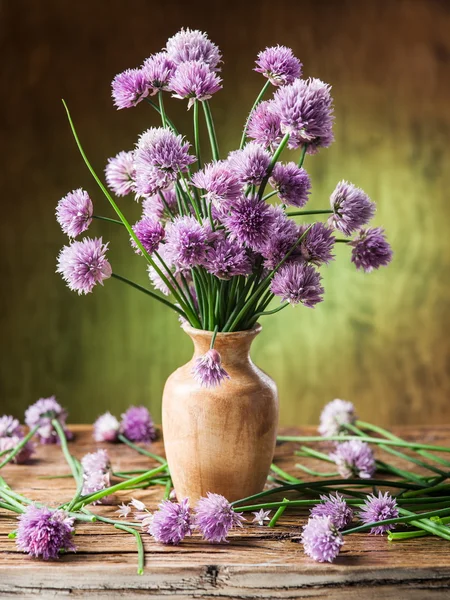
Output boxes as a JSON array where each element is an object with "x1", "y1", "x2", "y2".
[{"x1": 182, "y1": 322, "x2": 262, "y2": 339}]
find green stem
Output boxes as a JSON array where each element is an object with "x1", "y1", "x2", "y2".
[
  {"x1": 262, "y1": 190, "x2": 278, "y2": 202},
  {"x1": 297, "y1": 144, "x2": 307, "y2": 168},
  {"x1": 145, "y1": 98, "x2": 179, "y2": 134},
  {"x1": 111, "y1": 273, "x2": 186, "y2": 318},
  {"x1": 93, "y1": 215, "x2": 124, "y2": 226},
  {"x1": 0, "y1": 425, "x2": 39, "y2": 469},
  {"x1": 193, "y1": 100, "x2": 202, "y2": 169},
  {"x1": 51, "y1": 420, "x2": 83, "y2": 511},
  {"x1": 252, "y1": 302, "x2": 288, "y2": 320},
  {"x1": 295, "y1": 464, "x2": 339, "y2": 477},
  {"x1": 0, "y1": 501, "x2": 24, "y2": 514},
  {"x1": 335, "y1": 238, "x2": 350, "y2": 243},
  {"x1": 163, "y1": 477, "x2": 172, "y2": 500},
  {"x1": 277, "y1": 434, "x2": 450, "y2": 453},
  {"x1": 389, "y1": 516, "x2": 450, "y2": 541},
  {"x1": 270, "y1": 463, "x2": 302, "y2": 484},
  {"x1": 240, "y1": 80, "x2": 271, "y2": 149},
  {"x1": 117, "y1": 434, "x2": 167, "y2": 465},
  {"x1": 257, "y1": 132, "x2": 290, "y2": 201},
  {"x1": 202, "y1": 101, "x2": 219, "y2": 161},
  {"x1": 268, "y1": 498, "x2": 289, "y2": 527},
  {"x1": 402, "y1": 481, "x2": 450, "y2": 498},
  {"x1": 295, "y1": 447, "x2": 334, "y2": 462},
  {"x1": 158, "y1": 92, "x2": 167, "y2": 127},
  {"x1": 115, "y1": 524, "x2": 145, "y2": 575},
  {"x1": 287, "y1": 209, "x2": 334, "y2": 217}
]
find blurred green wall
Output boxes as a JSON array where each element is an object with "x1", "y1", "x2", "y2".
[{"x1": 1, "y1": 0, "x2": 449, "y2": 427}]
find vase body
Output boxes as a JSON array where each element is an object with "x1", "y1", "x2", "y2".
[{"x1": 162, "y1": 323, "x2": 278, "y2": 504}]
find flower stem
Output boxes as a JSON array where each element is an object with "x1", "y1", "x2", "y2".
[
  {"x1": 117, "y1": 434, "x2": 167, "y2": 466},
  {"x1": 258, "y1": 132, "x2": 290, "y2": 201},
  {"x1": 239, "y1": 80, "x2": 271, "y2": 149},
  {"x1": 335, "y1": 238, "x2": 350, "y2": 243},
  {"x1": 158, "y1": 92, "x2": 167, "y2": 127},
  {"x1": 262, "y1": 190, "x2": 278, "y2": 202},
  {"x1": 268, "y1": 498, "x2": 289, "y2": 527},
  {"x1": 163, "y1": 477, "x2": 172, "y2": 500},
  {"x1": 252, "y1": 302, "x2": 289, "y2": 320},
  {"x1": 0, "y1": 501, "x2": 23, "y2": 514},
  {"x1": 93, "y1": 215, "x2": 124, "y2": 226},
  {"x1": 115, "y1": 524, "x2": 145, "y2": 575},
  {"x1": 389, "y1": 516, "x2": 450, "y2": 541},
  {"x1": 287, "y1": 209, "x2": 334, "y2": 217},
  {"x1": 0, "y1": 425, "x2": 39, "y2": 469},
  {"x1": 297, "y1": 144, "x2": 307, "y2": 168},
  {"x1": 145, "y1": 98, "x2": 179, "y2": 134},
  {"x1": 51, "y1": 419, "x2": 84, "y2": 512},
  {"x1": 202, "y1": 100, "x2": 219, "y2": 161},
  {"x1": 277, "y1": 434, "x2": 450, "y2": 453},
  {"x1": 295, "y1": 464, "x2": 339, "y2": 477},
  {"x1": 193, "y1": 100, "x2": 202, "y2": 170},
  {"x1": 270, "y1": 463, "x2": 302, "y2": 484}
]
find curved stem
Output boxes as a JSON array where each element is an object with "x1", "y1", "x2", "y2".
[
  {"x1": 202, "y1": 100, "x2": 219, "y2": 161},
  {"x1": 287, "y1": 209, "x2": 333, "y2": 217},
  {"x1": 257, "y1": 132, "x2": 290, "y2": 201},
  {"x1": 93, "y1": 215, "x2": 124, "y2": 226},
  {"x1": 111, "y1": 273, "x2": 186, "y2": 318},
  {"x1": 268, "y1": 498, "x2": 289, "y2": 527},
  {"x1": 262, "y1": 190, "x2": 278, "y2": 202},
  {"x1": 115, "y1": 524, "x2": 145, "y2": 575},
  {"x1": 252, "y1": 302, "x2": 288, "y2": 320},
  {"x1": 297, "y1": 144, "x2": 307, "y2": 168},
  {"x1": 145, "y1": 98, "x2": 179, "y2": 133},
  {"x1": 240, "y1": 80, "x2": 271, "y2": 149},
  {"x1": 117, "y1": 434, "x2": 167, "y2": 466},
  {"x1": 335, "y1": 238, "x2": 350, "y2": 243}
]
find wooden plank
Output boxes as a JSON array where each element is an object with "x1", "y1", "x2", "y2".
[{"x1": 0, "y1": 426, "x2": 449, "y2": 598}]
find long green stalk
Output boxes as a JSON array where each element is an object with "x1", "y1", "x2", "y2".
[
  {"x1": 115, "y1": 524, "x2": 145, "y2": 575},
  {"x1": 111, "y1": 274, "x2": 186, "y2": 317},
  {"x1": 277, "y1": 434, "x2": 450, "y2": 453},
  {"x1": 202, "y1": 101, "x2": 219, "y2": 161},
  {"x1": 117, "y1": 434, "x2": 167, "y2": 466},
  {"x1": 193, "y1": 99, "x2": 202, "y2": 169},
  {"x1": 239, "y1": 80, "x2": 271, "y2": 149},
  {"x1": 287, "y1": 209, "x2": 333, "y2": 217},
  {"x1": 257, "y1": 132, "x2": 290, "y2": 201}
]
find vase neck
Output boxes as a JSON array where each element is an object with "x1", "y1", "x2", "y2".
[{"x1": 183, "y1": 324, "x2": 261, "y2": 367}]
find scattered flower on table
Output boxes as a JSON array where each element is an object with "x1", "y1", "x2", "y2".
[
  {"x1": 0, "y1": 415, "x2": 23, "y2": 438},
  {"x1": 254, "y1": 45, "x2": 302, "y2": 86},
  {"x1": 252, "y1": 509, "x2": 271, "y2": 526},
  {"x1": 120, "y1": 406, "x2": 156, "y2": 443},
  {"x1": 24, "y1": 396, "x2": 72, "y2": 445},
  {"x1": 301, "y1": 516, "x2": 344, "y2": 563},
  {"x1": 81, "y1": 470, "x2": 112, "y2": 504},
  {"x1": 116, "y1": 503, "x2": 132, "y2": 518},
  {"x1": 328, "y1": 180, "x2": 376, "y2": 236},
  {"x1": 81, "y1": 449, "x2": 111, "y2": 476},
  {"x1": 194, "y1": 492, "x2": 245, "y2": 543},
  {"x1": 330, "y1": 440, "x2": 376, "y2": 480},
  {"x1": 349, "y1": 227, "x2": 393, "y2": 272},
  {"x1": 93, "y1": 411, "x2": 120, "y2": 443},
  {"x1": 359, "y1": 492, "x2": 399, "y2": 535},
  {"x1": 56, "y1": 188, "x2": 93, "y2": 239},
  {"x1": 310, "y1": 493, "x2": 353, "y2": 530},
  {"x1": 0, "y1": 436, "x2": 34, "y2": 464},
  {"x1": 148, "y1": 498, "x2": 193, "y2": 545},
  {"x1": 56, "y1": 237, "x2": 112, "y2": 295},
  {"x1": 192, "y1": 349, "x2": 230, "y2": 388},
  {"x1": 16, "y1": 505, "x2": 76, "y2": 560},
  {"x1": 130, "y1": 498, "x2": 147, "y2": 511},
  {"x1": 318, "y1": 399, "x2": 356, "y2": 437},
  {"x1": 105, "y1": 151, "x2": 136, "y2": 197}
]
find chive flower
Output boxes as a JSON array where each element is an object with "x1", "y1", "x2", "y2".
[
  {"x1": 105, "y1": 151, "x2": 136, "y2": 197},
  {"x1": 349, "y1": 227, "x2": 393, "y2": 272},
  {"x1": 329, "y1": 181, "x2": 376, "y2": 236},
  {"x1": 93, "y1": 411, "x2": 120, "y2": 443},
  {"x1": 57, "y1": 237, "x2": 112, "y2": 295},
  {"x1": 120, "y1": 406, "x2": 156, "y2": 443},
  {"x1": 192, "y1": 349, "x2": 230, "y2": 388},
  {"x1": 165, "y1": 28, "x2": 221, "y2": 71},
  {"x1": 141, "y1": 52, "x2": 176, "y2": 95},
  {"x1": 148, "y1": 498, "x2": 193, "y2": 545},
  {"x1": 170, "y1": 60, "x2": 222, "y2": 109},
  {"x1": 111, "y1": 68, "x2": 149, "y2": 109},
  {"x1": 270, "y1": 163, "x2": 311, "y2": 208},
  {"x1": 358, "y1": 492, "x2": 399, "y2": 535},
  {"x1": 56, "y1": 188, "x2": 93, "y2": 238},
  {"x1": 24, "y1": 396, "x2": 71, "y2": 445},
  {"x1": 16, "y1": 505, "x2": 75, "y2": 560},
  {"x1": 301, "y1": 516, "x2": 344, "y2": 563},
  {"x1": 310, "y1": 493, "x2": 353, "y2": 530},
  {"x1": 194, "y1": 493, "x2": 245, "y2": 543},
  {"x1": 255, "y1": 45, "x2": 302, "y2": 86},
  {"x1": 246, "y1": 100, "x2": 283, "y2": 151},
  {"x1": 318, "y1": 398, "x2": 356, "y2": 437},
  {"x1": 330, "y1": 440, "x2": 376, "y2": 479},
  {"x1": 270, "y1": 262, "x2": 324, "y2": 307}
]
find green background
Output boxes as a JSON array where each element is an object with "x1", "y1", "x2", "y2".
[{"x1": 1, "y1": 0, "x2": 449, "y2": 427}]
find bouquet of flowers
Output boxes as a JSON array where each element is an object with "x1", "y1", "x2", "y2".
[{"x1": 56, "y1": 28, "x2": 392, "y2": 388}]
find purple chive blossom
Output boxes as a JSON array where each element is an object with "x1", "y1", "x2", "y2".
[
  {"x1": 246, "y1": 101, "x2": 283, "y2": 151},
  {"x1": 148, "y1": 498, "x2": 193, "y2": 545},
  {"x1": 165, "y1": 216, "x2": 210, "y2": 268},
  {"x1": 142, "y1": 189, "x2": 178, "y2": 220},
  {"x1": 93, "y1": 412, "x2": 120, "y2": 443},
  {"x1": 191, "y1": 161, "x2": 242, "y2": 209},
  {"x1": 194, "y1": 493, "x2": 245, "y2": 543},
  {"x1": 130, "y1": 217, "x2": 165, "y2": 255},
  {"x1": 81, "y1": 470, "x2": 112, "y2": 504},
  {"x1": 141, "y1": 52, "x2": 176, "y2": 95},
  {"x1": 166, "y1": 28, "x2": 221, "y2": 71},
  {"x1": 359, "y1": 492, "x2": 399, "y2": 535},
  {"x1": 270, "y1": 262, "x2": 324, "y2": 307},
  {"x1": 203, "y1": 235, "x2": 252, "y2": 279},
  {"x1": 330, "y1": 440, "x2": 376, "y2": 480},
  {"x1": 260, "y1": 206, "x2": 298, "y2": 270},
  {"x1": 111, "y1": 68, "x2": 149, "y2": 109},
  {"x1": 228, "y1": 142, "x2": 271, "y2": 186},
  {"x1": 134, "y1": 128, "x2": 196, "y2": 197},
  {"x1": 170, "y1": 61, "x2": 222, "y2": 109},
  {"x1": 81, "y1": 449, "x2": 110, "y2": 476},
  {"x1": 296, "y1": 222, "x2": 335, "y2": 266},
  {"x1": 255, "y1": 45, "x2": 302, "y2": 86},
  {"x1": 120, "y1": 406, "x2": 156, "y2": 443},
  {"x1": 57, "y1": 237, "x2": 112, "y2": 295},
  {"x1": 310, "y1": 494, "x2": 354, "y2": 530},
  {"x1": 318, "y1": 399, "x2": 356, "y2": 437},
  {"x1": 0, "y1": 415, "x2": 23, "y2": 438},
  {"x1": 192, "y1": 349, "x2": 230, "y2": 388},
  {"x1": 56, "y1": 189, "x2": 93, "y2": 238},
  {"x1": 16, "y1": 506, "x2": 75, "y2": 560},
  {"x1": 105, "y1": 151, "x2": 136, "y2": 197},
  {"x1": 224, "y1": 196, "x2": 277, "y2": 251},
  {"x1": 252, "y1": 509, "x2": 271, "y2": 526},
  {"x1": 329, "y1": 181, "x2": 376, "y2": 236},
  {"x1": 25, "y1": 397, "x2": 70, "y2": 445},
  {"x1": 0, "y1": 436, "x2": 34, "y2": 464},
  {"x1": 269, "y1": 163, "x2": 311, "y2": 208},
  {"x1": 270, "y1": 78, "x2": 334, "y2": 152},
  {"x1": 301, "y1": 516, "x2": 344, "y2": 563},
  {"x1": 349, "y1": 227, "x2": 393, "y2": 272}
]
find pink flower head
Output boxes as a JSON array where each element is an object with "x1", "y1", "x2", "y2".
[
  {"x1": 142, "y1": 189, "x2": 178, "y2": 220},
  {"x1": 16, "y1": 505, "x2": 75, "y2": 560},
  {"x1": 170, "y1": 60, "x2": 222, "y2": 109},
  {"x1": 142, "y1": 52, "x2": 176, "y2": 95},
  {"x1": 301, "y1": 516, "x2": 343, "y2": 563},
  {"x1": 148, "y1": 498, "x2": 193, "y2": 545},
  {"x1": 328, "y1": 181, "x2": 376, "y2": 236},
  {"x1": 165, "y1": 216, "x2": 210, "y2": 268},
  {"x1": 166, "y1": 28, "x2": 222, "y2": 71},
  {"x1": 330, "y1": 440, "x2": 376, "y2": 479},
  {"x1": 57, "y1": 237, "x2": 112, "y2": 295},
  {"x1": 296, "y1": 222, "x2": 335, "y2": 266},
  {"x1": 203, "y1": 233, "x2": 252, "y2": 279},
  {"x1": 81, "y1": 470, "x2": 112, "y2": 504},
  {"x1": 247, "y1": 100, "x2": 283, "y2": 151},
  {"x1": 269, "y1": 162, "x2": 311, "y2": 208},
  {"x1": 191, "y1": 161, "x2": 242, "y2": 210},
  {"x1": 192, "y1": 349, "x2": 230, "y2": 388},
  {"x1": 130, "y1": 217, "x2": 165, "y2": 255},
  {"x1": 270, "y1": 262, "x2": 324, "y2": 307},
  {"x1": 228, "y1": 142, "x2": 271, "y2": 186},
  {"x1": 260, "y1": 207, "x2": 298, "y2": 270},
  {"x1": 358, "y1": 492, "x2": 399, "y2": 535},
  {"x1": 111, "y1": 68, "x2": 149, "y2": 109},
  {"x1": 105, "y1": 151, "x2": 136, "y2": 197},
  {"x1": 24, "y1": 396, "x2": 71, "y2": 445},
  {"x1": 0, "y1": 436, "x2": 34, "y2": 464},
  {"x1": 310, "y1": 493, "x2": 353, "y2": 530},
  {"x1": 194, "y1": 493, "x2": 245, "y2": 543},
  {"x1": 224, "y1": 196, "x2": 277, "y2": 251},
  {"x1": 93, "y1": 412, "x2": 120, "y2": 443},
  {"x1": 255, "y1": 45, "x2": 302, "y2": 86},
  {"x1": 0, "y1": 415, "x2": 23, "y2": 438},
  {"x1": 120, "y1": 406, "x2": 156, "y2": 443},
  {"x1": 81, "y1": 449, "x2": 110, "y2": 476},
  {"x1": 56, "y1": 188, "x2": 93, "y2": 238},
  {"x1": 318, "y1": 399, "x2": 356, "y2": 437},
  {"x1": 349, "y1": 227, "x2": 393, "y2": 273}
]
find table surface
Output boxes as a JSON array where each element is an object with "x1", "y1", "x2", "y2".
[{"x1": 1, "y1": 425, "x2": 450, "y2": 599}]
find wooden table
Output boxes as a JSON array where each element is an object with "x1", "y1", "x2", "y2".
[{"x1": 1, "y1": 425, "x2": 449, "y2": 599}]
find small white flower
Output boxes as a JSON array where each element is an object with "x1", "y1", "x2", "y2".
[
  {"x1": 252, "y1": 509, "x2": 271, "y2": 526},
  {"x1": 116, "y1": 503, "x2": 131, "y2": 518},
  {"x1": 130, "y1": 498, "x2": 146, "y2": 511}
]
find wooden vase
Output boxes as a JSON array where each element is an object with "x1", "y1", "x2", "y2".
[{"x1": 162, "y1": 323, "x2": 279, "y2": 504}]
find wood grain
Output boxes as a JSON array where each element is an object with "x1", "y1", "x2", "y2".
[
  {"x1": 0, "y1": 0, "x2": 450, "y2": 429},
  {"x1": 0, "y1": 425, "x2": 450, "y2": 598}
]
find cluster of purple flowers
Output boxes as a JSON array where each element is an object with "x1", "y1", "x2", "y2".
[
  {"x1": 81, "y1": 448, "x2": 112, "y2": 503},
  {"x1": 93, "y1": 405, "x2": 156, "y2": 444},
  {"x1": 0, "y1": 415, "x2": 34, "y2": 464},
  {"x1": 25, "y1": 396, "x2": 72, "y2": 445},
  {"x1": 55, "y1": 29, "x2": 393, "y2": 388}
]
